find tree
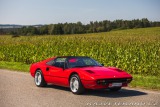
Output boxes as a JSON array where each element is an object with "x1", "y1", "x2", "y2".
[
  {"x1": 39, "y1": 25, "x2": 48, "y2": 35},
  {"x1": 1, "y1": 18, "x2": 159, "y2": 36},
  {"x1": 48, "y1": 24, "x2": 54, "y2": 35}
]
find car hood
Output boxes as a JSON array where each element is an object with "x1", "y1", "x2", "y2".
[{"x1": 78, "y1": 66, "x2": 132, "y2": 79}]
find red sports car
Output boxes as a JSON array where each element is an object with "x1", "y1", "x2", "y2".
[{"x1": 30, "y1": 56, "x2": 132, "y2": 94}]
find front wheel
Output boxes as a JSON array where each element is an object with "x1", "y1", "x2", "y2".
[
  {"x1": 70, "y1": 74, "x2": 85, "y2": 94},
  {"x1": 34, "y1": 70, "x2": 47, "y2": 87}
]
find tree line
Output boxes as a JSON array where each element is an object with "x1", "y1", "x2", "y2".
[{"x1": 1, "y1": 18, "x2": 160, "y2": 36}]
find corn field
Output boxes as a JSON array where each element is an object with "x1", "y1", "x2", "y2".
[{"x1": 0, "y1": 27, "x2": 160, "y2": 76}]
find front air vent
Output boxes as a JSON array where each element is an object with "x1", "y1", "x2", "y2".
[
  {"x1": 97, "y1": 78, "x2": 132, "y2": 85},
  {"x1": 85, "y1": 70, "x2": 94, "y2": 74}
]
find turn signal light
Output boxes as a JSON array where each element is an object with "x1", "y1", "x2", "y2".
[{"x1": 127, "y1": 78, "x2": 132, "y2": 83}]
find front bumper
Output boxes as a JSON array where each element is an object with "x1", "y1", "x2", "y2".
[{"x1": 81, "y1": 78, "x2": 132, "y2": 89}]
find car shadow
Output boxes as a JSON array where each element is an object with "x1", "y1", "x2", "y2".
[
  {"x1": 45, "y1": 85, "x2": 147, "y2": 98},
  {"x1": 45, "y1": 84, "x2": 70, "y2": 92},
  {"x1": 83, "y1": 89, "x2": 147, "y2": 98}
]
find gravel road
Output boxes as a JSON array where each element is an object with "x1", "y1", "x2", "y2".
[{"x1": 0, "y1": 69, "x2": 160, "y2": 107}]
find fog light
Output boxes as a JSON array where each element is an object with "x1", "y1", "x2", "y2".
[
  {"x1": 97, "y1": 80, "x2": 106, "y2": 85},
  {"x1": 99, "y1": 80, "x2": 105, "y2": 82}
]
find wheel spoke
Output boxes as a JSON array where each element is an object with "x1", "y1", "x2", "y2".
[
  {"x1": 35, "y1": 72, "x2": 41, "y2": 86},
  {"x1": 70, "y1": 77, "x2": 79, "y2": 93}
]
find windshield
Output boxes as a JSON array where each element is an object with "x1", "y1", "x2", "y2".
[{"x1": 68, "y1": 57, "x2": 102, "y2": 68}]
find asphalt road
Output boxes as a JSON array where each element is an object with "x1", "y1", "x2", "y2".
[{"x1": 0, "y1": 69, "x2": 160, "y2": 107}]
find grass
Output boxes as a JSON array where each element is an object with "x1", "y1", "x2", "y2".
[
  {"x1": 0, "y1": 61, "x2": 159, "y2": 90},
  {"x1": 0, "y1": 61, "x2": 30, "y2": 72},
  {"x1": 130, "y1": 75, "x2": 160, "y2": 90}
]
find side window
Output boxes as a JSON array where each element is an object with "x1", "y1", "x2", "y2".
[
  {"x1": 46, "y1": 60, "x2": 54, "y2": 66},
  {"x1": 53, "y1": 58, "x2": 66, "y2": 68}
]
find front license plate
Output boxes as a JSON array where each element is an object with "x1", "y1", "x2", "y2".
[{"x1": 111, "y1": 83, "x2": 122, "y2": 87}]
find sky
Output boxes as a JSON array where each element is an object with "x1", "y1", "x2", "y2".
[{"x1": 0, "y1": 0, "x2": 160, "y2": 25}]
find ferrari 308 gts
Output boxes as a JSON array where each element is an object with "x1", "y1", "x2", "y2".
[{"x1": 30, "y1": 56, "x2": 132, "y2": 94}]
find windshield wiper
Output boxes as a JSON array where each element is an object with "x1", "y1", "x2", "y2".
[{"x1": 73, "y1": 65, "x2": 89, "y2": 68}]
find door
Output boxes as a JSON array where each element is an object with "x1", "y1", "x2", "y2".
[{"x1": 48, "y1": 57, "x2": 68, "y2": 86}]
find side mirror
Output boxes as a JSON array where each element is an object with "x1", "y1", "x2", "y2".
[
  {"x1": 63, "y1": 62, "x2": 68, "y2": 70},
  {"x1": 101, "y1": 63, "x2": 104, "y2": 66},
  {"x1": 63, "y1": 65, "x2": 68, "y2": 70}
]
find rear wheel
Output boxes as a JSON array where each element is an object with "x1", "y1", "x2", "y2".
[
  {"x1": 109, "y1": 87, "x2": 121, "y2": 91},
  {"x1": 34, "y1": 70, "x2": 47, "y2": 87},
  {"x1": 70, "y1": 74, "x2": 85, "y2": 94}
]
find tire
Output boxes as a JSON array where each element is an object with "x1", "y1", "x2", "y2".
[
  {"x1": 34, "y1": 70, "x2": 47, "y2": 87},
  {"x1": 109, "y1": 87, "x2": 121, "y2": 91},
  {"x1": 70, "y1": 74, "x2": 85, "y2": 94}
]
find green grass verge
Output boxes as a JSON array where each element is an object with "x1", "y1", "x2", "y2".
[
  {"x1": 0, "y1": 61, "x2": 30, "y2": 72},
  {"x1": 130, "y1": 74, "x2": 160, "y2": 90},
  {"x1": 0, "y1": 61, "x2": 159, "y2": 90}
]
